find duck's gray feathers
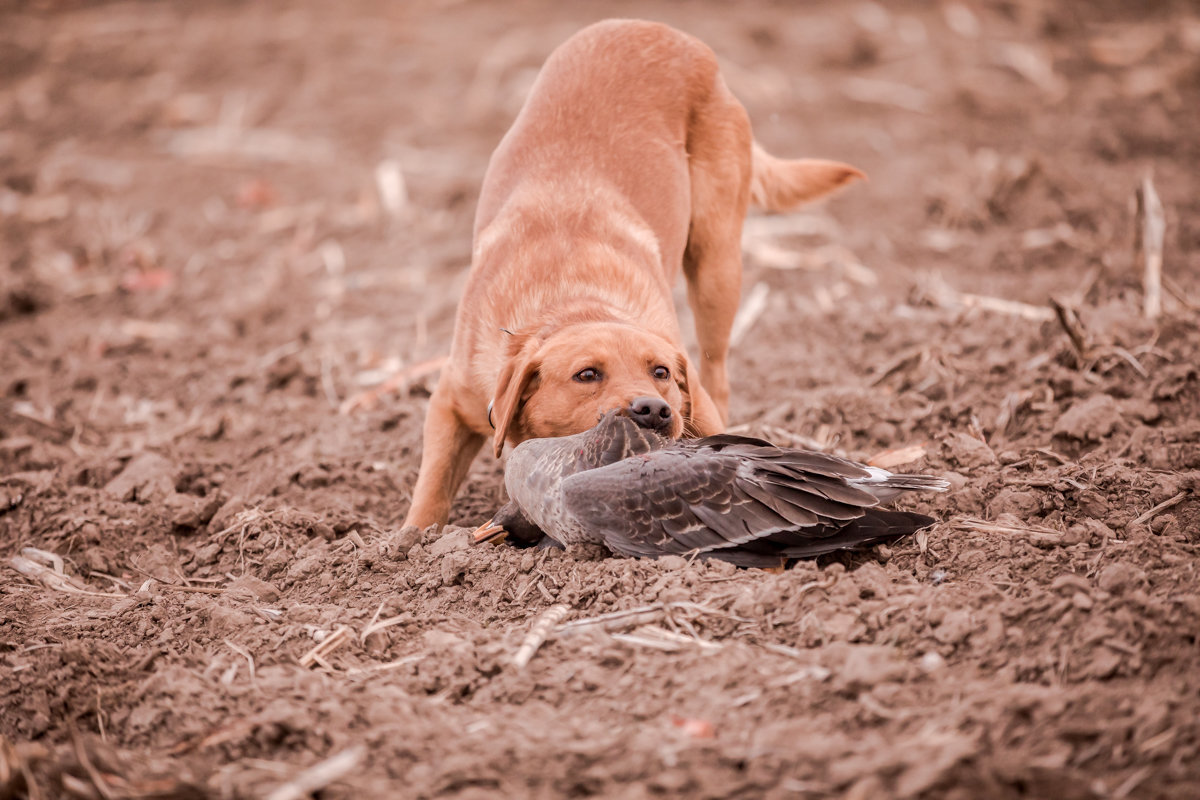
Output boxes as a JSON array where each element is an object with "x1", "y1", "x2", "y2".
[
  {"x1": 503, "y1": 410, "x2": 948, "y2": 565},
  {"x1": 558, "y1": 434, "x2": 942, "y2": 564}
]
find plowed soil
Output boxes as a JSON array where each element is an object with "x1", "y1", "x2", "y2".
[{"x1": 2, "y1": 1, "x2": 1199, "y2": 798}]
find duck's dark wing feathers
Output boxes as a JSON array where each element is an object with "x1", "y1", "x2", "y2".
[
  {"x1": 698, "y1": 509, "x2": 935, "y2": 567},
  {"x1": 559, "y1": 443, "x2": 934, "y2": 565}
]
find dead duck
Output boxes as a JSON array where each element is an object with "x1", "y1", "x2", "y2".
[{"x1": 473, "y1": 410, "x2": 948, "y2": 567}]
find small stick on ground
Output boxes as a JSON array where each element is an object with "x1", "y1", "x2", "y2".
[
  {"x1": 1162, "y1": 275, "x2": 1197, "y2": 311},
  {"x1": 729, "y1": 281, "x2": 770, "y2": 347},
  {"x1": 88, "y1": 571, "x2": 133, "y2": 591},
  {"x1": 957, "y1": 290, "x2": 1054, "y2": 320},
  {"x1": 264, "y1": 746, "x2": 366, "y2": 800},
  {"x1": 957, "y1": 517, "x2": 1063, "y2": 546},
  {"x1": 611, "y1": 625, "x2": 719, "y2": 652},
  {"x1": 557, "y1": 601, "x2": 748, "y2": 636},
  {"x1": 339, "y1": 355, "x2": 448, "y2": 414},
  {"x1": 1131, "y1": 491, "x2": 1188, "y2": 526},
  {"x1": 157, "y1": 583, "x2": 226, "y2": 595},
  {"x1": 1113, "y1": 766, "x2": 1154, "y2": 800},
  {"x1": 760, "y1": 424, "x2": 831, "y2": 452},
  {"x1": 556, "y1": 603, "x2": 668, "y2": 635},
  {"x1": 95, "y1": 688, "x2": 106, "y2": 743},
  {"x1": 9, "y1": 556, "x2": 124, "y2": 598},
  {"x1": 868, "y1": 444, "x2": 927, "y2": 469},
  {"x1": 71, "y1": 732, "x2": 116, "y2": 800},
  {"x1": 360, "y1": 614, "x2": 409, "y2": 643},
  {"x1": 374, "y1": 159, "x2": 408, "y2": 220},
  {"x1": 299, "y1": 625, "x2": 353, "y2": 669},
  {"x1": 869, "y1": 345, "x2": 926, "y2": 388},
  {"x1": 1136, "y1": 175, "x2": 1166, "y2": 319},
  {"x1": 21, "y1": 547, "x2": 64, "y2": 575},
  {"x1": 1049, "y1": 299, "x2": 1151, "y2": 378},
  {"x1": 360, "y1": 600, "x2": 387, "y2": 644},
  {"x1": 345, "y1": 654, "x2": 423, "y2": 676},
  {"x1": 643, "y1": 625, "x2": 721, "y2": 652},
  {"x1": 512, "y1": 604, "x2": 570, "y2": 669},
  {"x1": 922, "y1": 272, "x2": 1055, "y2": 321},
  {"x1": 1102, "y1": 346, "x2": 1149, "y2": 379},
  {"x1": 1050, "y1": 296, "x2": 1091, "y2": 361},
  {"x1": 224, "y1": 639, "x2": 257, "y2": 684}
]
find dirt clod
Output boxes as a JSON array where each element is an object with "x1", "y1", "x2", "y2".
[
  {"x1": 1053, "y1": 394, "x2": 1123, "y2": 442},
  {"x1": 1096, "y1": 562, "x2": 1147, "y2": 595},
  {"x1": 103, "y1": 453, "x2": 178, "y2": 503}
]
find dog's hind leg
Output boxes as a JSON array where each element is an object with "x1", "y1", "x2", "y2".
[{"x1": 681, "y1": 73, "x2": 754, "y2": 426}]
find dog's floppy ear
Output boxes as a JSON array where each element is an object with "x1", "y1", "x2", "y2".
[
  {"x1": 490, "y1": 336, "x2": 541, "y2": 457},
  {"x1": 674, "y1": 354, "x2": 702, "y2": 437},
  {"x1": 676, "y1": 353, "x2": 724, "y2": 437}
]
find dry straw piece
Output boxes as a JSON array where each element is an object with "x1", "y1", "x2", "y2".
[
  {"x1": 512, "y1": 604, "x2": 571, "y2": 669},
  {"x1": 956, "y1": 517, "x2": 1063, "y2": 546},
  {"x1": 921, "y1": 272, "x2": 1055, "y2": 321},
  {"x1": 9, "y1": 550, "x2": 124, "y2": 598},
  {"x1": 264, "y1": 746, "x2": 366, "y2": 800},
  {"x1": 1136, "y1": 176, "x2": 1165, "y2": 320},
  {"x1": 299, "y1": 625, "x2": 354, "y2": 669}
]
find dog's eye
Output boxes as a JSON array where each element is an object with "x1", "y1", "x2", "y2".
[
  {"x1": 573, "y1": 368, "x2": 601, "y2": 383},
  {"x1": 652, "y1": 365, "x2": 670, "y2": 380}
]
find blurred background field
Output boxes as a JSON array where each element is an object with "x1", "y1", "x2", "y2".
[{"x1": 2, "y1": 2, "x2": 1198, "y2": 798}]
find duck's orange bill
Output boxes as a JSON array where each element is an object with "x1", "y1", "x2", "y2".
[{"x1": 472, "y1": 520, "x2": 508, "y2": 544}]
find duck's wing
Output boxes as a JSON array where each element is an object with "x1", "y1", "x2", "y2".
[
  {"x1": 697, "y1": 509, "x2": 936, "y2": 567},
  {"x1": 559, "y1": 443, "x2": 943, "y2": 565}
]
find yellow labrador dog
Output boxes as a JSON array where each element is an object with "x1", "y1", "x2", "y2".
[{"x1": 405, "y1": 19, "x2": 863, "y2": 528}]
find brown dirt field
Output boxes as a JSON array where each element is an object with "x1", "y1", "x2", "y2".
[{"x1": 2, "y1": 1, "x2": 1199, "y2": 798}]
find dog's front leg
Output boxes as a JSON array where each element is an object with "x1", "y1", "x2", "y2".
[
  {"x1": 684, "y1": 196, "x2": 745, "y2": 426},
  {"x1": 404, "y1": 387, "x2": 486, "y2": 529}
]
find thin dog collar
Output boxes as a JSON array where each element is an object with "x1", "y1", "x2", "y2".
[{"x1": 487, "y1": 400, "x2": 495, "y2": 429}]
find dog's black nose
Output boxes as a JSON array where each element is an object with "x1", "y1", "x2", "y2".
[{"x1": 629, "y1": 396, "x2": 672, "y2": 431}]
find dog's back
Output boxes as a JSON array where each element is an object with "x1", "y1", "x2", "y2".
[{"x1": 474, "y1": 20, "x2": 713, "y2": 275}]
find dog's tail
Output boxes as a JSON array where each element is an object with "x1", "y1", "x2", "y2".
[{"x1": 749, "y1": 142, "x2": 866, "y2": 213}]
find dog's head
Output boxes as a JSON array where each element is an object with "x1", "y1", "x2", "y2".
[{"x1": 489, "y1": 321, "x2": 703, "y2": 457}]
